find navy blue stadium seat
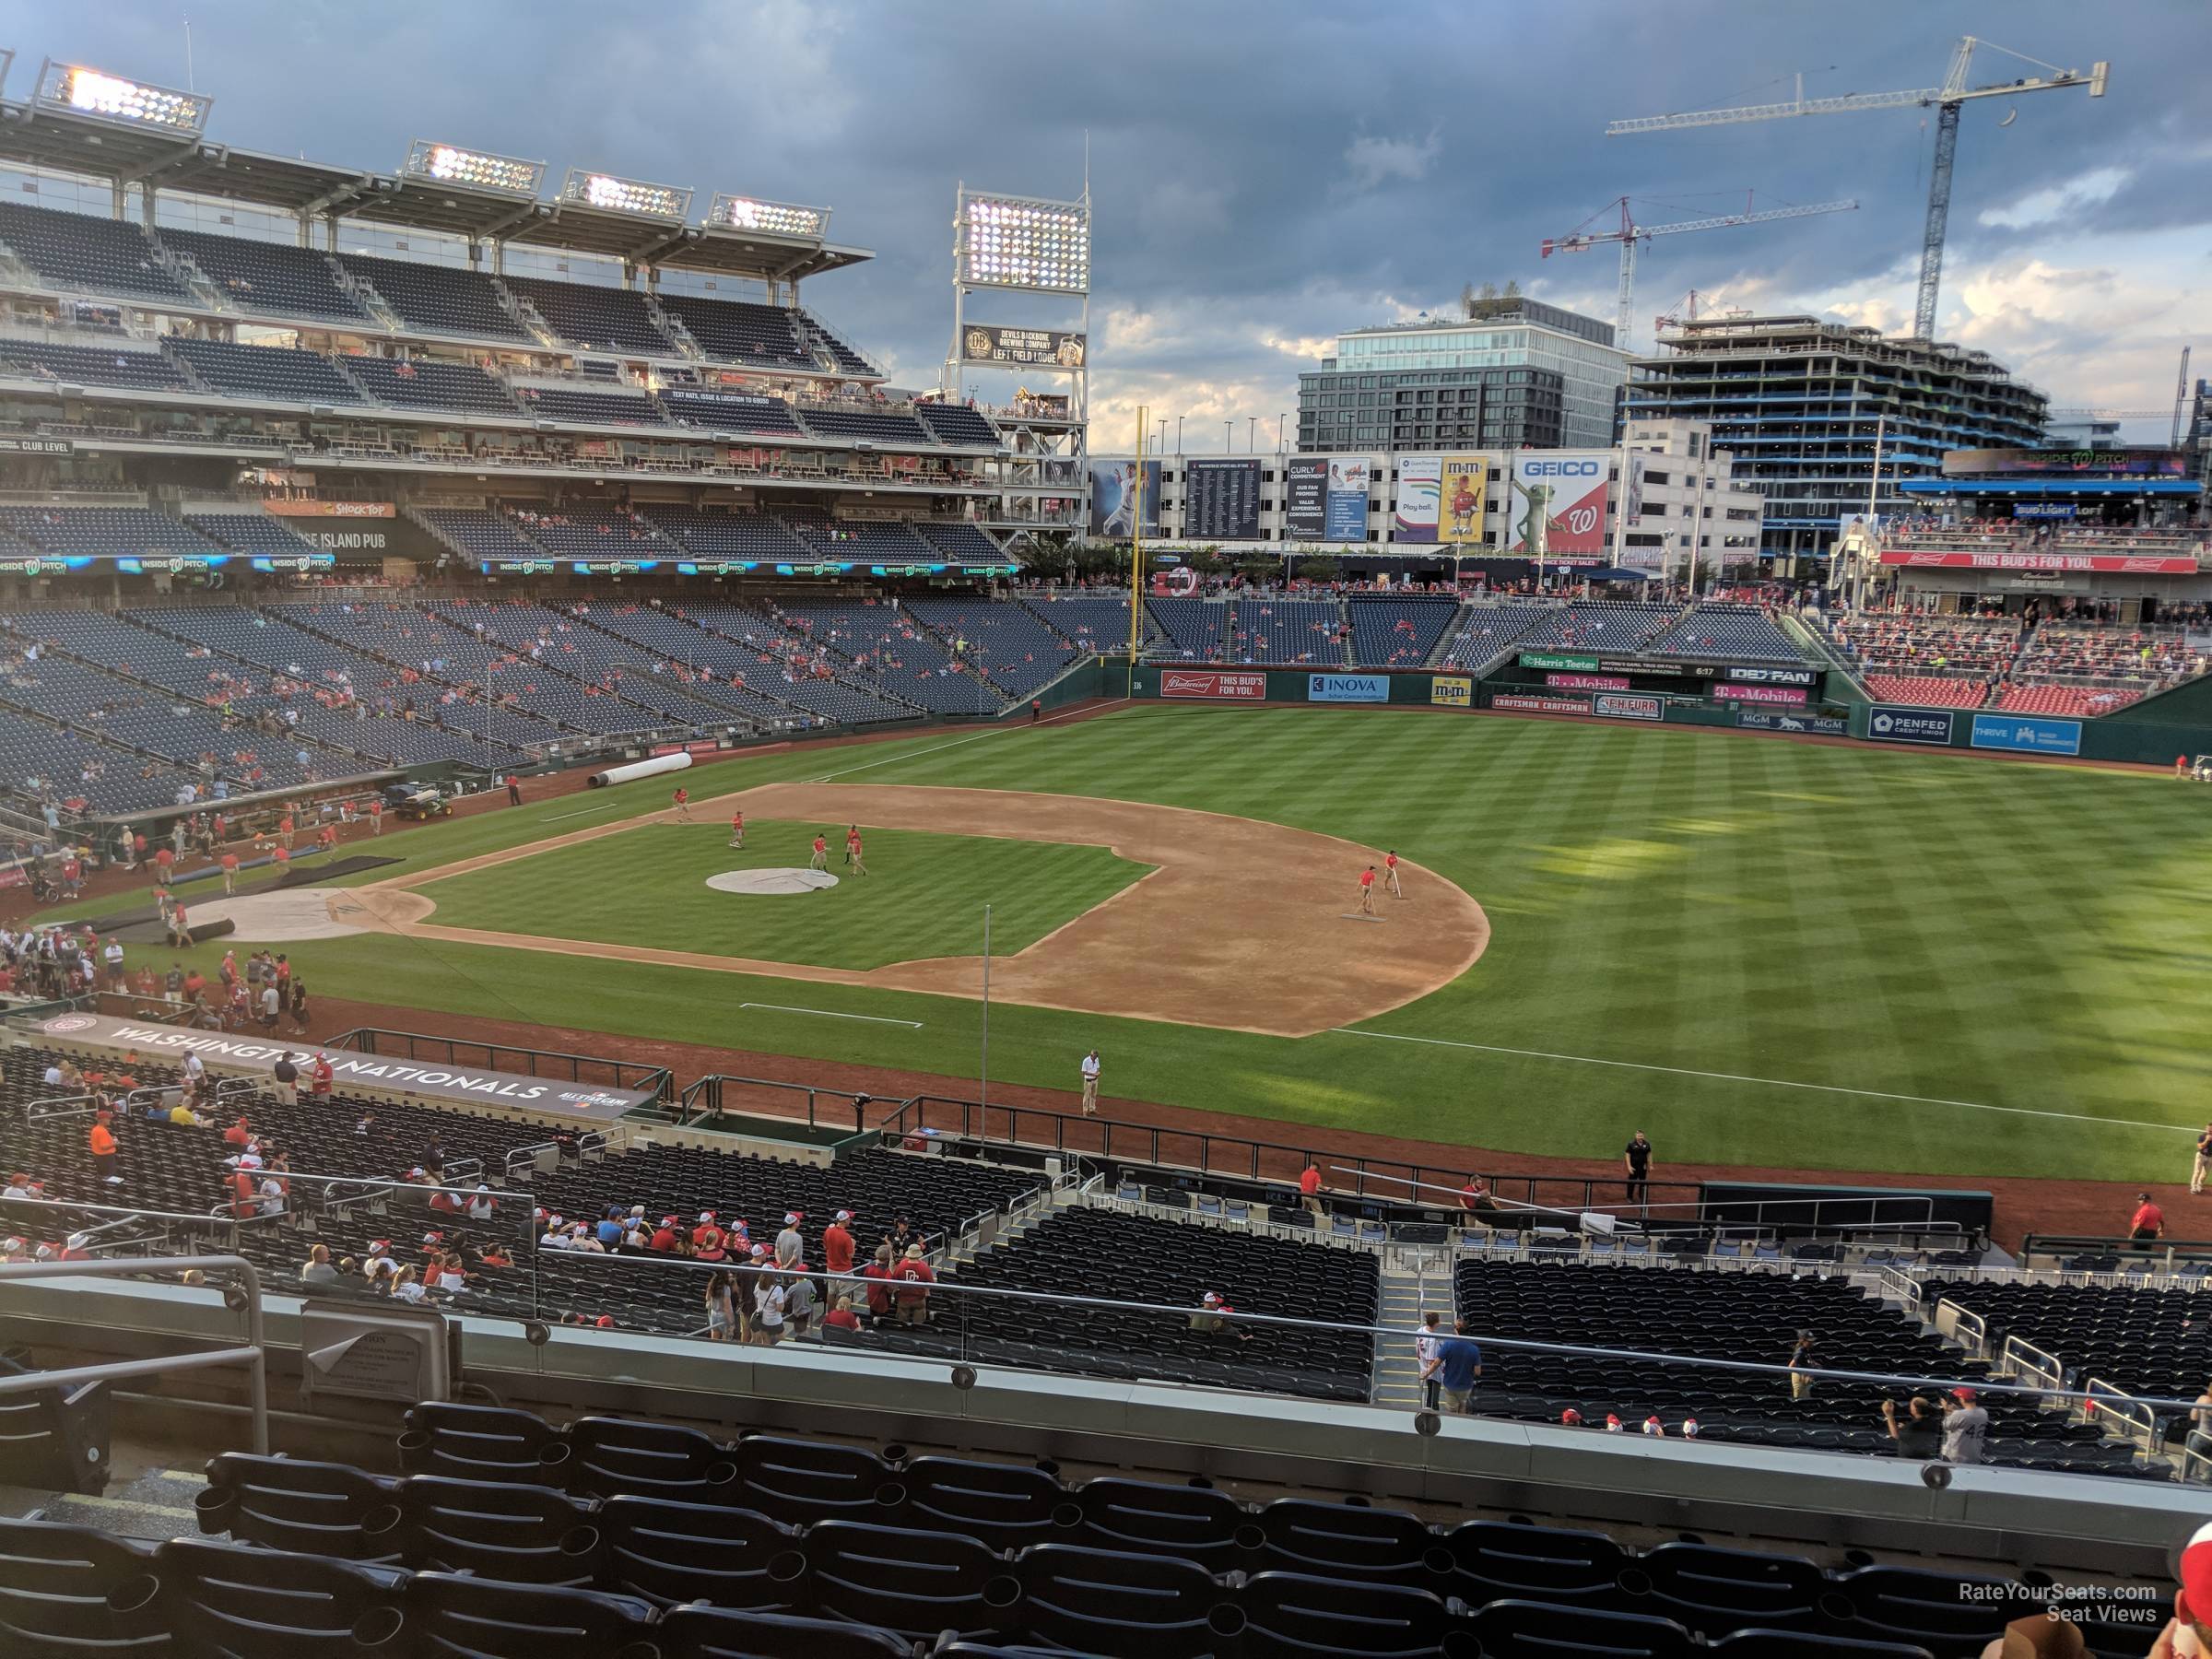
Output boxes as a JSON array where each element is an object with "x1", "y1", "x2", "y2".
[
  {"x1": 655, "y1": 1603, "x2": 915, "y2": 1659},
  {"x1": 400, "y1": 1400, "x2": 574, "y2": 1485},
  {"x1": 196, "y1": 1453, "x2": 402, "y2": 1561},
  {"x1": 1472, "y1": 1597, "x2": 1696, "y2": 1657},
  {"x1": 0, "y1": 1517, "x2": 167, "y2": 1659},
  {"x1": 567, "y1": 1416, "x2": 736, "y2": 1502},
  {"x1": 0, "y1": 1354, "x2": 111, "y2": 1494},
  {"x1": 152, "y1": 1535, "x2": 405, "y2": 1659},
  {"x1": 402, "y1": 1572, "x2": 657, "y2": 1659},
  {"x1": 598, "y1": 1494, "x2": 801, "y2": 1609},
  {"x1": 1008, "y1": 1542, "x2": 1226, "y2": 1654},
  {"x1": 393, "y1": 1474, "x2": 602, "y2": 1585}
]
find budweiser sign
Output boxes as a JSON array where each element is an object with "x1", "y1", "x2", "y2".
[
  {"x1": 1879, "y1": 550, "x2": 2199, "y2": 574},
  {"x1": 1160, "y1": 669, "x2": 1266, "y2": 701}
]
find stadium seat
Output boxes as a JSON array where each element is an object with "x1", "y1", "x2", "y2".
[
  {"x1": 0, "y1": 1517, "x2": 167, "y2": 1657},
  {"x1": 0, "y1": 1352, "x2": 112, "y2": 1494},
  {"x1": 153, "y1": 1535, "x2": 404, "y2": 1659}
]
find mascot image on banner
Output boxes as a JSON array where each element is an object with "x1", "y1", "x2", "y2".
[{"x1": 1510, "y1": 452, "x2": 1610, "y2": 559}]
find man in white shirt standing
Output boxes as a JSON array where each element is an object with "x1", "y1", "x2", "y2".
[
  {"x1": 1079, "y1": 1048, "x2": 1100, "y2": 1116},
  {"x1": 1415, "y1": 1310, "x2": 1444, "y2": 1412}
]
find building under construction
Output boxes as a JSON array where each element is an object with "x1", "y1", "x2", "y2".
[{"x1": 1622, "y1": 313, "x2": 2049, "y2": 564}]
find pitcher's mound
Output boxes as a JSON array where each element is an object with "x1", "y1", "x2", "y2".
[{"x1": 707, "y1": 867, "x2": 840, "y2": 896}]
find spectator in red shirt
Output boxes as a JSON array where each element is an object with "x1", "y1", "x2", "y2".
[
  {"x1": 824, "y1": 1295, "x2": 861, "y2": 1332},
  {"x1": 2131, "y1": 1193, "x2": 2166, "y2": 1241},
  {"x1": 219, "y1": 851, "x2": 240, "y2": 895},
  {"x1": 860, "y1": 1241, "x2": 897, "y2": 1323},
  {"x1": 649, "y1": 1215, "x2": 680, "y2": 1253},
  {"x1": 821, "y1": 1209, "x2": 856, "y2": 1277},
  {"x1": 891, "y1": 1243, "x2": 935, "y2": 1326},
  {"x1": 223, "y1": 1115, "x2": 252, "y2": 1148},
  {"x1": 1298, "y1": 1161, "x2": 1325, "y2": 1219},
  {"x1": 309, "y1": 1052, "x2": 334, "y2": 1098}
]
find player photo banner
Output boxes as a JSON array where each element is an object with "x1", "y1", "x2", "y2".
[
  {"x1": 1088, "y1": 459, "x2": 1159, "y2": 538},
  {"x1": 1437, "y1": 453, "x2": 1489, "y2": 545},
  {"x1": 960, "y1": 324, "x2": 1086, "y2": 368},
  {"x1": 1510, "y1": 451, "x2": 1611, "y2": 558},
  {"x1": 1325, "y1": 457, "x2": 1371, "y2": 541},
  {"x1": 1160, "y1": 669, "x2": 1265, "y2": 700}
]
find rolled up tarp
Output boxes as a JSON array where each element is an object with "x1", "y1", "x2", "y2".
[{"x1": 587, "y1": 751, "x2": 694, "y2": 788}]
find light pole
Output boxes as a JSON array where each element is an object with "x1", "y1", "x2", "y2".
[
  {"x1": 1223, "y1": 419, "x2": 1231, "y2": 453},
  {"x1": 1247, "y1": 417, "x2": 1256, "y2": 453},
  {"x1": 1277, "y1": 412, "x2": 1287, "y2": 453},
  {"x1": 1155, "y1": 417, "x2": 1167, "y2": 453},
  {"x1": 1175, "y1": 415, "x2": 1183, "y2": 455}
]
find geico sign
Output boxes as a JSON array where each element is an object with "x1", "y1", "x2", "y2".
[{"x1": 1522, "y1": 460, "x2": 1602, "y2": 477}]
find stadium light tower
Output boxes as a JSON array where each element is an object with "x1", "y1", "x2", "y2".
[
  {"x1": 560, "y1": 170, "x2": 693, "y2": 222},
  {"x1": 705, "y1": 194, "x2": 831, "y2": 240},
  {"x1": 402, "y1": 140, "x2": 544, "y2": 199},
  {"x1": 35, "y1": 58, "x2": 209, "y2": 135}
]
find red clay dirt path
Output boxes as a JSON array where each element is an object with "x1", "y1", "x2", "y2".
[{"x1": 285, "y1": 991, "x2": 2182, "y2": 1253}]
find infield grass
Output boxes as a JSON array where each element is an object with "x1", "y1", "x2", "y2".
[
  {"x1": 74, "y1": 705, "x2": 2212, "y2": 1183},
  {"x1": 417, "y1": 818, "x2": 1149, "y2": 971}
]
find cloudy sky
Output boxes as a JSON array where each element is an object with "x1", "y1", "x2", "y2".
[{"x1": 6, "y1": 0, "x2": 2205, "y2": 448}]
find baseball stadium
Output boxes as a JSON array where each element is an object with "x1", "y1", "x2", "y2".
[{"x1": 0, "y1": 35, "x2": 2209, "y2": 1659}]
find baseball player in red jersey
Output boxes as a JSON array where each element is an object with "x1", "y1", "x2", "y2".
[
  {"x1": 728, "y1": 809, "x2": 745, "y2": 849},
  {"x1": 671, "y1": 786, "x2": 690, "y2": 821},
  {"x1": 1384, "y1": 849, "x2": 1403, "y2": 899},
  {"x1": 809, "y1": 832, "x2": 829, "y2": 872},
  {"x1": 1357, "y1": 865, "x2": 1378, "y2": 915}
]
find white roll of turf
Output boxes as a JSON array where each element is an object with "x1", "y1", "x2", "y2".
[{"x1": 587, "y1": 751, "x2": 694, "y2": 788}]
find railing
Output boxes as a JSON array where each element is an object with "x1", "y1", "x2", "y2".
[
  {"x1": 674, "y1": 1074, "x2": 874, "y2": 1133},
  {"x1": 0, "y1": 1253, "x2": 269, "y2": 1453},
  {"x1": 324, "y1": 1027, "x2": 673, "y2": 1104},
  {"x1": 2002, "y1": 1333, "x2": 2067, "y2": 1394},
  {"x1": 1934, "y1": 1298, "x2": 1985, "y2": 1359},
  {"x1": 2083, "y1": 1375, "x2": 2160, "y2": 1457}
]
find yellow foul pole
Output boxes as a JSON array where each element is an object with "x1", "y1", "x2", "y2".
[{"x1": 1126, "y1": 406, "x2": 1148, "y2": 694}]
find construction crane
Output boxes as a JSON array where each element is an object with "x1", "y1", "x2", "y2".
[
  {"x1": 1606, "y1": 36, "x2": 2108, "y2": 341},
  {"x1": 1540, "y1": 193, "x2": 1857, "y2": 351},
  {"x1": 2047, "y1": 348, "x2": 2195, "y2": 443}
]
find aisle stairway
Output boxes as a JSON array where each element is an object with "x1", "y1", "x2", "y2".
[{"x1": 1368, "y1": 1260, "x2": 1431, "y2": 1412}]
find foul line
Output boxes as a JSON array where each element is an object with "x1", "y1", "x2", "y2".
[
  {"x1": 540, "y1": 805, "x2": 625, "y2": 823},
  {"x1": 740, "y1": 1002, "x2": 924, "y2": 1029},
  {"x1": 1327, "y1": 1028, "x2": 2191, "y2": 1135},
  {"x1": 803, "y1": 700, "x2": 1128, "y2": 786}
]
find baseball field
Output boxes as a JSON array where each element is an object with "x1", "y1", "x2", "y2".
[{"x1": 80, "y1": 702, "x2": 2212, "y2": 1185}]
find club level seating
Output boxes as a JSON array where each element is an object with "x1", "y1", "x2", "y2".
[
  {"x1": 336, "y1": 249, "x2": 535, "y2": 342},
  {"x1": 1822, "y1": 614, "x2": 2020, "y2": 676},
  {"x1": 154, "y1": 227, "x2": 368, "y2": 326},
  {"x1": 502, "y1": 275, "x2": 678, "y2": 359},
  {"x1": 1226, "y1": 597, "x2": 1343, "y2": 665},
  {"x1": 915, "y1": 523, "x2": 1005, "y2": 563},
  {"x1": 937, "y1": 1206, "x2": 1376, "y2": 1402},
  {"x1": 163, "y1": 336, "x2": 366, "y2": 405},
  {"x1": 0, "y1": 336, "x2": 192, "y2": 392},
  {"x1": 509, "y1": 384, "x2": 669, "y2": 428},
  {"x1": 914, "y1": 403, "x2": 1003, "y2": 448},
  {"x1": 654, "y1": 294, "x2": 814, "y2": 369},
  {"x1": 1019, "y1": 593, "x2": 1147, "y2": 654},
  {"x1": 1921, "y1": 1277, "x2": 2206, "y2": 1406},
  {"x1": 805, "y1": 315, "x2": 877, "y2": 377},
  {"x1": 497, "y1": 506, "x2": 670, "y2": 561},
  {"x1": 900, "y1": 597, "x2": 1082, "y2": 697},
  {"x1": 1647, "y1": 606, "x2": 1804, "y2": 664},
  {"x1": 118, "y1": 1401, "x2": 2115, "y2": 1655},
  {"x1": 659, "y1": 390, "x2": 806, "y2": 437},
  {"x1": 416, "y1": 505, "x2": 545, "y2": 562},
  {"x1": 339, "y1": 354, "x2": 520, "y2": 417},
  {"x1": 0, "y1": 200, "x2": 193, "y2": 304},
  {"x1": 796, "y1": 407, "x2": 933, "y2": 448},
  {"x1": 0, "y1": 506, "x2": 223, "y2": 561},
  {"x1": 1347, "y1": 594, "x2": 1460, "y2": 668},
  {"x1": 782, "y1": 517, "x2": 935, "y2": 563},
  {"x1": 0, "y1": 706, "x2": 203, "y2": 817},
  {"x1": 1436, "y1": 603, "x2": 1560, "y2": 670},
  {"x1": 1860, "y1": 674, "x2": 1989, "y2": 710},
  {"x1": 1143, "y1": 596, "x2": 1228, "y2": 660},
  {"x1": 181, "y1": 513, "x2": 325, "y2": 559},
  {"x1": 635, "y1": 508, "x2": 812, "y2": 562}
]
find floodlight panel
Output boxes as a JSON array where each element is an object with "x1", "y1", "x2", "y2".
[
  {"x1": 37, "y1": 59, "x2": 209, "y2": 135},
  {"x1": 404, "y1": 139, "x2": 544, "y2": 197},
  {"x1": 958, "y1": 191, "x2": 1089, "y2": 293},
  {"x1": 562, "y1": 169, "x2": 693, "y2": 221},
  {"x1": 707, "y1": 194, "x2": 830, "y2": 239}
]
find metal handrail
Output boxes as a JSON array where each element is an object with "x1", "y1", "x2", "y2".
[
  {"x1": 0, "y1": 1253, "x2": 268, "y2": 1453},
  {"x1": 2083, "y1": 1375, "x2": 2159, "y2": 1453}
]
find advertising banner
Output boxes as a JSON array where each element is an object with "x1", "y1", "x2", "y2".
[
  {"x1": 1438, "y1": 453, "x2": 1488, "y2": 545},
  {"x1": 1326, "y1": 458, "x2": 1371, "y2": 541},
  {"x1": 1088, "y1": 459, "x2": 1159, "y2": 537},
  {"x1": 1970, "y1": 713, "x2": 2083, "y2": 756},
  {"x1": 1725, "y1": 665, "x2": 1818, "y2": 687},
  {"x1": 1284, "y1": 457, "x2": 1327, "y2": 541},
  {"x1": 1184, "y1": 458, "x2": 1263, "y2": 542},
  {"x1": 1430, "y1": 677, "x2": 1473, "y2": 707},
  {"x1": 1736, "y1": 710, "x2": 1848, "y2": 735},
  {"x1": 28, "y1": 1012, "x2": 651, "y2": 1121},
  {"x1": 1879, "y1": 550, "x2": 2198, "y2": 574},
  {"x1": 1494, "y1": 692, "x2": 1590, "y2": 715},
  {"x1": 1866, "y1": 706, "x2": 1956, "y2": 746},
  {"x1": 1160, "y1": 669, "x2": 1265, "y2": 701},
  {"x1": 1394, "y1": 455, "x2": 1442, "y2": 543},
  {"x1": 1711, "y1": 683, "x2": 1809, "y2": 705},
  {"x1": 1520, "y1": 651, "x2": 1598, "y2": 671},
  {"x1": 1594, "y1": 692, "x2": 1663, "y2": 721},
  {"x1": 959, "y1": 324, "x2": 1086, "y2": 368},
  {"x1": 0, "y1": 435, "x2": 73, "y2": 454},
  {"x1": 262, "y1": 500, "x2": 395, "y2": 517},
  {"x1": 1547, "y1": 673, "x2": 1630, "y2": 691},
  {"x1": 1510, "y1": 451, "x2": 1610, "y2": 559},
  {"x1": 1308, "y1": 673, "x2": 1389, "y2": 703},
  {"x1": 1943, "y1": 448, "x2": 2186, "y2": 477},
  {"x1": 2012, "y1": 502, "x2": 2078, "y2": 521}
]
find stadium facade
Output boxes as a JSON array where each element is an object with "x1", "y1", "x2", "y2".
[
  {"x1": 1624, "y1": 313, "x2": 2051, "y2": 565},
  {"x1": 1295, "y1": 298, "x2": 1628, "y2": 455}
]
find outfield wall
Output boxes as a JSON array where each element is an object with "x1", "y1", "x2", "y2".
[{"x1": 1124, "y1": 664, "x2": 2212, "y2": 762}]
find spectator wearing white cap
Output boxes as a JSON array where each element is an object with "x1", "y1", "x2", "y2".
[
  {"x1": 1190, "y1": 1290, "x2": 1245, "y2": 1338},
  {"x1": 775, "y1": 1211, "x2": 805, "y2": 1268},
  {"x1": 821, "y1": 1210, "x2": 857, "y2": 1279}
]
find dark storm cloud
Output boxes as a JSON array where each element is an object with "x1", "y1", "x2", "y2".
[{"x1": 2, "y1": 0, "x2": 2199, "y2": 412}]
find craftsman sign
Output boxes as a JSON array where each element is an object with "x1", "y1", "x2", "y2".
[{"x1": 31, "y1": 1012, "x2": 651, "y2": 1121}]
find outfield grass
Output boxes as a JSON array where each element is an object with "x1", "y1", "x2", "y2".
[
  {"x1": 63, "y1": 708, "x2": 2212, "y2": 1183},
  {"x1": 418, "y1": 818, "x2": 1149, "y2": 971}
]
